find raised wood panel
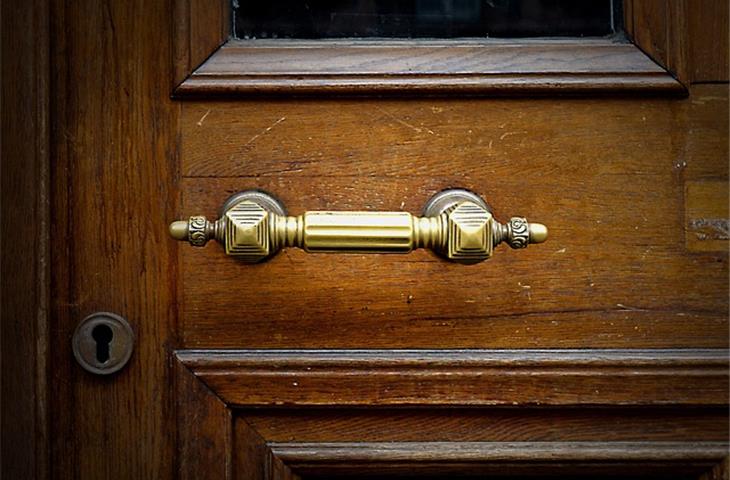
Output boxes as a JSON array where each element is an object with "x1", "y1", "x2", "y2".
[
  {"x1": 178, "y1": 96, "x2": 728, "y2": 348},
  {"x1": 177, "y1": 350, "x2": 729, "y2": 406}
]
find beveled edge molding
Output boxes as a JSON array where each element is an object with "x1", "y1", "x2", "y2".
[
  {"x1": 175, "y1": 349, "x2": 729, "y2": 407},
  {"x1": 267, "y1": 441, "x2": 729, "y2": 479},
  {"x1": 173, "y1": 39, "x2": 684, "y2": 97},
  {"x1": 172, "y1": 0, "x2": 690, "y2": 96}
]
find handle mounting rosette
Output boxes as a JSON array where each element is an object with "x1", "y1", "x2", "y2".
[{"x1": 169, "y1": 189, "x2": 547, "y2": 264}]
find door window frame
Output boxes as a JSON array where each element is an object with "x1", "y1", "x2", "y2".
[{"x1": 172, "y1": 0, "x2": 686, "y2": 97}]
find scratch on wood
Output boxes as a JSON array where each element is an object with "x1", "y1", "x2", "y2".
[
  {"x1": 196, "y1": 109, "x2": 211, "y2": 126},
  {"x1": 499, "y1": 131, "x2": 527, "y2": 140},
  {"x1": 688, "y1": 218, "x2": 730, "y2": 240},
  {"x1": 377, "y1": 107, "x2": 435, "y2": 135},
  {"x1": 243, "y1": 116, "x2": 287, "y2": 147},
  {"x1": 616, "y1": 303, "x2": 648, "y2": 312}
]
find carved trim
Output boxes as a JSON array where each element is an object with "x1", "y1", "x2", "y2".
[{"x1": 176, "y1": 349, "x2": 729, "y2": 407}]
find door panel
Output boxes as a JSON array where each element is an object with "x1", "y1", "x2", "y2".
[
  {"x1": 179, "y1": 95, "x2": 728, "y2": 349},
  {"x1": 2, "y1": 0, "x2": 727, "y2": 478},
  {"x1": 177, "y1": 349, "x2": 729, "y2": 479}
]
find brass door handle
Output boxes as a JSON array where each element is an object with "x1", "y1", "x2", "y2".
[{"x1": 169, "y1": 189, "x2": 547, "y2": 264}]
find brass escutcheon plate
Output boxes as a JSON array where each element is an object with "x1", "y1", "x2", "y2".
[{"x1": 72, "y1": 312, "x2": 135, "y2": 375}]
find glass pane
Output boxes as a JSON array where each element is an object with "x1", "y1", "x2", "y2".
[{"x1": 233, "y1": 0, "x2": 621, "y2": 39}]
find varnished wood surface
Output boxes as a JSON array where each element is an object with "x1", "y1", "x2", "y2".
[
  {"x1": 178, "y1": 349, "x2": 729, "y2": 406},
  {"x1": 179, "y1": 91, "x2": 728, "y2": 348},
  {"x1": 1, "y1": 0, "x2": 50, "y2": 477},
  {"x1": 173, "y1": 0, "x2": 729, "y2": 97},
  {"x1": 243, "y1": 407, "x2": 730, "y2": 442},
  {"x1": 688, "y1": 0, "x2": 729, "y2": 82},
  {"x1": 625, "y1": 0, "x2": 689, "y2": 84},
  {"x1": 173, "y1": 0, "x2": 228, "y2": 87},
  {"x1": 625, "y1": 0, "x2": 729, "y2": 84},
  {"x1": 227, "y1": 405, "x2": 730, "y2": 479},
  {"x1": 685, "y1": 180, "x2": 729, "y2": 252},
  {"x1": 176, "y1": 39, "x2": 683, "y2": 96},
  {"x1": 1, "y1": 0, "x2": 723, "y2": 477},
  {"x1": 49, "y1": 0, "x2": 178, "y2": 477},
  {"x1": 176, "y1": 356, "x2": 232, "y2": 479},
  {"x1": 269, "y1": 441, "x2": 728, "y2": 478}
]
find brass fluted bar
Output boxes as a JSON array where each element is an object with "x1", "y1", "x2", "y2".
[
  {"x1": 168, "y1": 189, "x2": 548, "y2": 264},
  {"x1": 273, "y1": 212, "x2": 435, "y2": 253}
]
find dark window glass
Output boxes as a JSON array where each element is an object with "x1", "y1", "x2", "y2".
[{"x1": 233, "y1": 0, "x2": 621, "y2": 39}]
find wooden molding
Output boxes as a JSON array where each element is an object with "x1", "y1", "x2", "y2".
[
  {"x1": 172, "y1": 0, "x2": 686, "y2": 97},
  {"x1": 624, "y1": 0, "x2": 690, "y2": 84},
  {"x1": 176, "y1": 349, "x2": 729, "y2": 407},
  {"x1": 175, "y1": 350, "x2": 729, "y2": 478},
  {"x1": 174, "y1": 39, "x2": 684, "y2": 97},
  {"x1": 175, "y1": 359, "x2": 233, "y2": 479},
  {"x1": 173, "y1": 0, "x2": 229, "y2": 87},
  {"x1": 268, "y1": 441, "x2": 729, "y2": 479}
]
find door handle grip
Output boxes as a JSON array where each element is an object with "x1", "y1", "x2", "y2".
[{"x1": 169, "y1": 189, "x2": 547, "y2": 264}]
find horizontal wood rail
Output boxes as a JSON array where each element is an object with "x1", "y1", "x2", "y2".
[{"x1": 176, "y1": 349, "x2": 729, "y2": 407}]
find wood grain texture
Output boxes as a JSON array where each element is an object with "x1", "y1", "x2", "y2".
[
  {"x1": 176, "y1": 358, "x2": 231, "y2": 479},
  {"x1": 179, "y1": 96, "x2": 728, "y2": 349},
  {"x1": 175, "y1": 39, "x2": 683, "y2": 96},
  {"x1": 1, "y1": 0, "x2": 50, "y2": 477},
  {"x1": 685, "y1": 181, "x2": 729, "y2": 252},
  {"x1": 688, "y1": 0, "x2": 729, "y2": 82},
  {"x1": 268, "y1": 441, "x2": 728, "y2": 478},
  {"x1": 31, "y1": 3, "x2": 730, "y2": 478},
  {"x1": 231, "y1": 402, "x2": 730, "y2": 478},
  {"x1": 626, "y1": 0, "x2": 729, "y2": 84},
  {"x1": 49, "y1": 0, "x2": 178, "y2": 477},
  {"x1": 243, "y1": 407, "x2": 730, "y2": 442},
  {"x1": 177, "y1": 349, "x2": 729, "y2": 407},
  {"x1": 682, "y1": 85, "x2": 730, "y2": 180},
  {"x1": 625, "y1": 0, "x2": 690, "y2": 84},
  {"x1": 173, "y1": 0, "x2": 228, "y2": 87}
]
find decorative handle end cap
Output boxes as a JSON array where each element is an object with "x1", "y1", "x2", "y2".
[
  {"x1": 529, "y1": 223, "x2": 548, "y2": 244},
  {"x1": 497, "y1": 217, "x2": 548, "y2": 249},
  {"x1": 169, "y1": 221, "x2": 189, "y2": 241},
  {"x1": 169, "y1": 216, "x2": 216, "y2": 247}
]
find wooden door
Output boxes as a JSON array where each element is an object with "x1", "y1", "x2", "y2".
[{"x1": 2, "y1": 0, "x2": 729, "y2": 478}]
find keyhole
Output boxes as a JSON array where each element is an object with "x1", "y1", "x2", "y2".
[{"x1": 92, "y1": 324, "x2": 113, "y2": 364}]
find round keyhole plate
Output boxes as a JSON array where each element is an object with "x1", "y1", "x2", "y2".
[{"x1": 72, "y1": 312, "x2": 134, "y2": 375}]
